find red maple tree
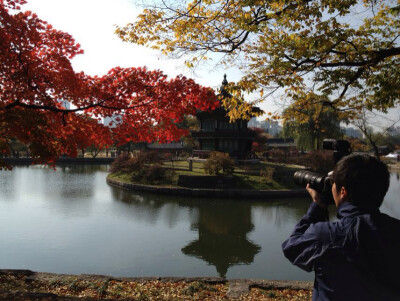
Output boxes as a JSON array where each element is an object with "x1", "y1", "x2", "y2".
[{"x1": 0, "y1": 0, "x2": 217, "y2": 168}]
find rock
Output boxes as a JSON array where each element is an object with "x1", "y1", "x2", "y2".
[{"x1": 227, "y1": 280, "x2": 250, "y2": 298}]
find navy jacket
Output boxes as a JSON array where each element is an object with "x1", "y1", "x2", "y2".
[{"x1": 282, "y1": 202, "x2": 400, "y2": 301}]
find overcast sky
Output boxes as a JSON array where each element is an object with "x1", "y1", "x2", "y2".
[{"x1": 22, "y1": 0, "x2": 400, "y2": 129}]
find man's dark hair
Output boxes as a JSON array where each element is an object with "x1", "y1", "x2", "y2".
[{"x1": 332, "y1": 155, "x2": 390, "y2": 208}]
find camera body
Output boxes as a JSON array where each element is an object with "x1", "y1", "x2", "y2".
[
  {"x1": 322, "y1": 139, "x2": 352, "y2": 165},
  {"x1": 293, "y1": 139, "x2": 351, "y2": 205}
]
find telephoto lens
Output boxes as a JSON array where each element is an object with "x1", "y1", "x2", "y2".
[
  {"x1": 293, "y1": 170, "x2": 326, "y2": 192},
  {"x1": 293, "y1": 170, "x2": 334, "y2": 204}
]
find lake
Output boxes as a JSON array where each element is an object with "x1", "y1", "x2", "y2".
[{"x1": 1, "y1": 165, "x2": 399, "y2": 281}]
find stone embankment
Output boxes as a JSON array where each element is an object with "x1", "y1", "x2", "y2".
[{"x1": 107, "y1": 176, "x2": 309, "y2": 199}]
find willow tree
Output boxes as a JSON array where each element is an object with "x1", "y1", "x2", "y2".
[
  {"x1": 282, "y1": 94, "x2": 344, "y2": 151},
  {"x1": 117, "y1": 0, "x2": 400, "y2": 120}
]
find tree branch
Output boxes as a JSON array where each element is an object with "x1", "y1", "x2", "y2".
[
  {"x1": 3, "y1": 96, "x2": 158, "y2": 113},
  {"x1": 292, "y1": 47, "x2": 400, "y2": 70}
]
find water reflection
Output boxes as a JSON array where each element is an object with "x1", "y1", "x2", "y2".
[
  {"x1": 182, "y1": 201, "x2": 260, "y2": 277},
  {"x1": 1, "y1": 165, "x2": 109, "y2": 217},
  {"x1": 252, "y1": 199, "x2": 314, "y2": 228},
  {"x1": 110, "y1": 187, "x2": 185, "y2": 226},
  {"x1": 112, "y1": 188, "x2": 260, "y2": 277},
  {"x1": 57, "y1": 164, "x2": 109, "y2": 174}
]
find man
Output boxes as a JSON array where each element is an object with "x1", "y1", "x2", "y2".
[{"x1": 282, "y1": 155, "x2": 400, "y2": 300}]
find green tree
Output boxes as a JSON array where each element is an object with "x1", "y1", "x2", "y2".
[
  {"x1": 180, "y1": 115, "x2": 200, "y2": 131},
  {"x1": 283, "y1": 99, "x2": 343, "y2": 150},
  {"x1": 118, "y1": 0, "x2": 400, "y2": 121},
  {"x1": 178, "y1": 115, "x2": 200, "y2": 150}
]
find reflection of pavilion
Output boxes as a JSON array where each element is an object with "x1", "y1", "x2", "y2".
[{"x1": 182, "y1": 202, "x2": 260, "y2": 277}]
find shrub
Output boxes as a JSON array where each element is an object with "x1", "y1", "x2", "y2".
[
  {"x1": 111, "y1": 150, "x2": 175, "y2": 184},
  {"x1": 110, "y1": 150, "x2": 163, "y2": 174},
  {"x1": 109, "y1": 152, "x2": 134, "y2": 173},
  {"x1": 144, "y1": 164, "x2": 165, "y2": 183},
  {"x1": 269, "y1": 149, "x2": 289, "y2": 163},
  {"x1": 203, "y1": 151, "x2": 235, "y2": 175},
  {"x1": 243, "y1": 165, "x2": 251, "y2": 175},
  {"x1": 260, "y1": 167, "x2": 275, "y2": 183},
  {"x1": 135, "y1": 150, "x2": 162, "y2": 165},
  {"x1": 133, "y1": 163, "x2": 175, "y2": 184},
  {"x1": 290, "y1": 150, "x2": 334, "y2": 174}
]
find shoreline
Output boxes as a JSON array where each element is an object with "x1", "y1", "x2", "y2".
[
  {"x1": 388, "y1": 163, "x2": 400, "y2": 170},
  {"x1": 0, "y1": 269, "x2": 312, "y2": 300},
  {"x1": 2, "y1": 157, "x2": 114, "y2": 165},
  {"x1": 107, "y1": 176, "x2": 309, "y2": 199}
]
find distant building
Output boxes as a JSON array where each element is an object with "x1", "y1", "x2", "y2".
[
  {"x1": 191, "y1": 75, "x2": 262, "y2": 159},
  {"x1": 342, "y1": 127, "x2": 363, "y2": 138},
  {"x1": 248, "y1": 118, "x2": 282, "y2": 136},
  {"x1": 146, "y1": 141, "x2": 185, "y2": 155},
  {"x1": 387, "y1": 126, "x2": 400, "y2": 136}
]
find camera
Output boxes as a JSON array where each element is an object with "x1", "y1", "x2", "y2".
[
  {"x1": 293, "y1": 139, "x2": 351, "y2": 205},
  {"x1": 322, "y1": 139, "x2": 352, "y2": 165},
  {"x1": 293, "y1": 170, "x2": 332, "y2": 195}
]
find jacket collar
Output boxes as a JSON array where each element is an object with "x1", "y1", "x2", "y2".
[{"x1": 337, "y1": 202, "x2": 380, "y2": 219}]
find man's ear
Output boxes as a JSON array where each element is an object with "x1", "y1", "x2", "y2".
[{"x1": 340, "y1": 186, "x2": 348, "y2": 201}]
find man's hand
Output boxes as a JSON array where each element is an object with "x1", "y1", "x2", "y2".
[{"x1": 306, "y1": 184, "x2": 327, "y2": 208}]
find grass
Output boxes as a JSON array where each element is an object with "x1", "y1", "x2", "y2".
[
  {"x1": 110, "y1": 160, "x2": 301, "y2": 190},
  {"x1": 108, "y1": 172, "x2": 133, "y2": 183}
]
